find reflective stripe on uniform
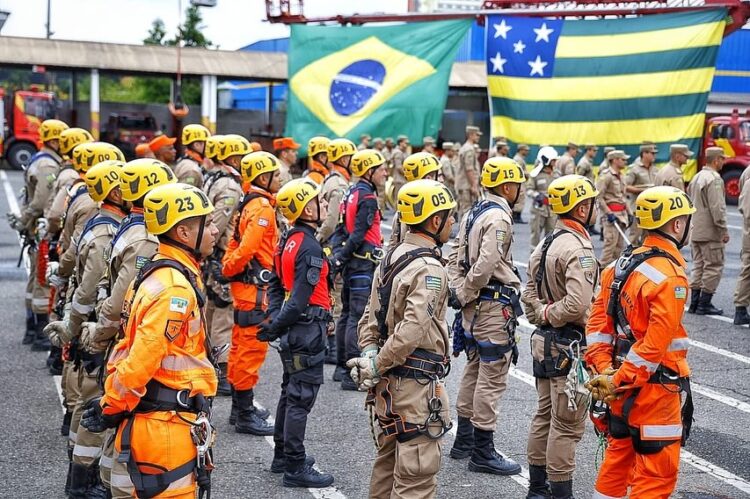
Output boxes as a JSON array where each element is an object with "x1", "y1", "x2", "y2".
[
  {"x1": 641, "y1": 424, "x2": 683, "y2": 439},
  {"x1": 71, "y1": 299, "x2": 95, "y2": 315},
  {"x1": 624, "y1": 349, "x2": 659, "y2": 372},
  {"x1": 586, "y1": 332, "x2": 613, "y2": 345},
  {"x1": 667, "y1": 337, "x2": 690, "y2": 352},
  {"x1": 32, "y1": 297, "x2": 49, "y2": 307},
  {"x1": 592, "y1": 490, "x2": 623, "y2": 499},
  {"x1": 112, "y1": 237, "x2": 129, "y2": 256},
  {"x1": 110, "y1": 471, "x2": 135, "y2": 490},
  {"x1": 635, "y1": 261, "x2": 667, "y2": 285},
  {"x1": 68, "y1": 430, "x2": 77, "y2": 444},
  {"x1": 161, "y1": 354, "x2": 214, "y2": 373},
  {"x1": 99, "y1": 316, "x2": 119, "y2": 328},
  {"x1": 99, "y1": 453, "x2": 114, "y2": 469},
  {"x1": 73, "y1": 443, "x2": 103, "y2": 458},
  {"x1": 110, "y1": 374, "x2": 146, "y2": 399}
]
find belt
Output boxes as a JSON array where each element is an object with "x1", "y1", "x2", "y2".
[
  {"x1": 478, "y1": 283, "x2": 518, "y2": 303},
  {"x1": 281, "y1": 349, "x2": 327, "y2": 374},
  {"x1": 607, "y1": 202, "x2": 627, "y2": 212},
  {"x1": 353, "y1": 244, "x2": 384, "y2": 263},
  {"x1": 387, "y1": 348, "x2": 449, "y2": 380},
  {"x1": 136, "y1": 380, "x2": 212, "y2": 414},
  {"x1": 299, "y1": 305, "x2": 332, "y2": 323}
]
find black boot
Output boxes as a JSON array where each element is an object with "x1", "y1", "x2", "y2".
[
  {"x1": 734, "y1": 306, "x2": 750, "y2": 326},
  {"x1": 48, "y1": 346, "x2": 63, "y2": 375},
  {"x1": 68, "y1": 463, "x2": 89, "y2": 499},
  {"x1": 23, "y1": 310, "x2": 35, "y2": 345},
  {"x1": 31, "y1": 313, "x2": 51, "y2": 351},
  {"x1": 688, "y1": 289, "x2": 701, "y2": 313},
  {"x1": 283, "y1": 462, "x2": 334, "y2": 488},
  {"x1": 588, "y1": 225, "x2": 600, "y2": 236},
  {"x1": 450, "y1": 416, "x2": 474, "y2": 460},
  {"x1": 468, "y1": 428, "x2": 522, "y2": 475},
  {"x1": 61, "y1": 409, "x2": 72, "y2": 436},
  {"x1": 235, "y1": 389, "x2": 274, "y2": 436},
  {"x1": 271, "y1": 452, "x2": 316, "y2": 473},
  {"x1": 87, "y1": 464, "x2": 108, "y2": 499},
  {"x1": 513, "y1": 212, "x2": 527, "y2": 224},
  {"x1": 324, "y1": 335, "x2": 337, "y2": 365},
  {"x1": 64, "y1": 448, "x2": 73, "y2": 495},
  {"x1": 216, "y1": 363, "x2": 231, "y2": 396},
  {"x1": 332, "y1": 365, "x2": 347, "y2": 382},
  {"x1": 526, "y1": 464, "x2": 552, "y2": 498},
  {"x1": 550, "y1": 480, "x2": 575, "y2": 499},
  {"x1": 696, "y1": 292, "x2": 723, "y2": 316},
  {"x1": 340, "y1": 372, "x2": 359, "y2": 391},
  {"x1": 229, "y1": 387, "x2": 238, "y2": 425}
]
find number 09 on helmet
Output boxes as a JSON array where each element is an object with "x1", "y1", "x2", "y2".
[{"x1": 397, "y1": 179, "x2": 456, "y2": 225}]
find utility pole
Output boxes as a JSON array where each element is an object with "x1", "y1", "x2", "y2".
[{"x1": 45, "y1": 0, "x2": 52, "y2": 38}]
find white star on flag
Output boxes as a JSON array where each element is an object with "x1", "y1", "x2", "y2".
[
  {"x1": 534, "y1": 22, "x2": 554, "y2": 43},
  {"x1": 528, "y1": 55, "x2": 548, "y2": 76},
  {"x1": 513, "y1": 40, "x2": 526, "y2": 54},
  {"x1": 494, "y1": 19, "x2": 512, "y2": 39},
  {"x1": 490, "y1": 52, "x2": 507, "y2": 73}
]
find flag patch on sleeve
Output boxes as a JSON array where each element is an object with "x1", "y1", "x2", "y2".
[
  {"x1": 675, "y1": 286, "x2": 687, "y2": 299},
  {"x1": 170, "y1": 297, "x2": 189, "y2": 313},
  {"x1": 579, "y1": 256, "x2": 595, "y2": 269},
  {"x1": 425, "y1": 276, "x2": 442, "y2": 290}
]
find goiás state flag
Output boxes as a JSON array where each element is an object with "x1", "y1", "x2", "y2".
[
  {"x1": 286, "y1": 20, "x2": 471, "y2": 150},
  {"x1": 486, "y1": 10, "x2": 726, "y2": 178}
]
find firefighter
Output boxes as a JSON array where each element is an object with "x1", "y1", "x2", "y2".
[
  {"x1": 521, "y1": 175, "x2": 600, "y2": 499},
  {"x1": 349, "y1": 179, "x2": 455, "y2": 498},
  {"x1": 655, "y1": 144, "x2": 692, "y2": 191},
  {"x1": 81, "y1": 183, "x2": 219, "y2": 499},
  {"x1": 222, "y1": 150, "x2": 281, "y2": 436},
  {"x1": 440, "y1": 142, "x2": 456, "y2": 196},
  {"x1": 456, "y1": 126, "x2": 482, "y2": 219},
  {"x1": 625, "y1": 144, "x2": 658, "y2": 244},
  {"x1": 512, "y1": 144, "x2": 530, "y2": 224},
  {"x1": 575, "y1": 145, "x2": 597, "y2": 183},
  {"x1": 687, "y1": 146, "x2": 729, "y2": 316},
  {"x1": 259, "y1": 178, "x2": 335, "y2": 488},
  {"x1": 556, "y1": 143, "x2": 578, "y2": 176},
  {"x1": 202, "y1": 134, "x2": 250, "y2": 398},
  {"x1": 173, "y1": 124, "x2": 210, "y2": 188},
  {"x1": 390, "y1": 135, "x2": 409, "y2": 203},
  {"x1": 45, "y1": 160, "x2": 127, "y2": 498},
  {"x1": 318, "y1": 138, "x2": 355, "y2": 370},
  {"x1": 329, "y1": 149, "x2": 387, "y2": 390},
  {"x1": 448, "y1": 157, "x2": 524, "y2": 476},
  {"x1": 734, "y1": 167, "x2": 750, "y2": 325},
  {"x1": 273, "y1": 137, "x2": 300, "y2": 186},
  {"x1": 597, "y1": 150, "x2": 631, "y2": 267},
  {"x1": 148, "y1": 135, "x2": 177, "y2": 167},
  {"x1": 202, "y1": 134, "x2": 224, "y2": 174},
  {"x1": 83, "y1": 158, "x2": 175, "y2": 496},
  {"x1": 7, "y1": 118, "x2": 67, "y2": 347},
  {"x1": 304, "y1": 136, "x2": 330, "y2": 185},
  {"x1": 528, "y1": 147, "x2": 559, "y2": 248},
  {"x1": 585, "y1": 186, "x2": 694, "y2": 499},
  {"x1": 388, "y1": 151, "x2": 442, "y2": 247}
]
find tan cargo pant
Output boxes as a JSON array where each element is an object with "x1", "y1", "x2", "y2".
[
  {"x1": 513, "y1": 188, "x2": 526, "y2": 216},
  {"x1": 734, "y1": 236, "x2": 750, "y2": 307},
  {"x1": 27, "y1": 246, "x2": 51, "y2": 314},
  {"x1": 72, "y1": 367, "x2": 105, "y2": 467},
  {"x1": 456, "y1": 302, "x2": 513, "y2": 431},
  {"x1": 205, "y1": 300, "x2": 233, "y2": 363},
  {"x1": 601, "y1": 220, "x2": 626, "y2": 267},
  {"x1": 457, "y1": 189, "x2": 479, "y2": 221},
  {"x1": 526, "y1": 334, "x2": 587, "y2": 482},
  {"x1": 690, "y1": 241, "x2": 725, "y2": 294},
  {"x1": 65, "y1": 360, "x2": 82, "y2": 451},
  {"x1": 369, "y1": 433, "x2": 442, "y2": 499},
  {"x1": 530, "y1": 211, "x2": 555, "y2": 248}
]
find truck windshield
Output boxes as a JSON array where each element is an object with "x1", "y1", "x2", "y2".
[
  {"x1": 24, "y1": 96, "x2": 57, "y2": 120},
  {"x1": 741, "y1": 122, "x2": 750, "y2": 142}
]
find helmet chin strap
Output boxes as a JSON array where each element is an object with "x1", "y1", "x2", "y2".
[
  {"x1": 298, "y1": 198, "x2": 323, "y2": 227},
  {"x1": 655, "y1": 214, "x2": 691, "y2": 249},
  {"x1": 161, "y1": 215, "x2": 206, "y2": 260},
  {"x1": 416, "y1": 211, "x2": 449, "y2": 247}
]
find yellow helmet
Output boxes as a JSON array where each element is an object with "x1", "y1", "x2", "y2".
[
  {"x1": 635, "y1": 186, "x2": 695, "y2": 230},
  {"x1": 240, "y1": 151, "x2": 280, "y2": 184},
  {"x1": 84, "y1": 160, "x2": 124, "y2": 203},
  {"x1": 204, "y1": 134, "x2": 224, "y2": 160},
  {"x1": 71, "y1": 142, "x2": 125, "y2": 174},
  {"x1": 39, "y1": 119, "x2": 69, "y2": 143},
  {"x1": 327, "y1": 138, "x2": 356, "y2": 163},
  {"x1": 120, "y1": 159, "x2": 177, "y2": 202},
  {"x1": 143, "y1": 183, "x2": 214, "y2": 235},
  {"x1": 351, "y1": 149, "x2": 386, "y2": 177},
  {"x1": 308, "y1": 136, "x2": 330, "y2": 158},
  {"x1": 481, "y1": 157, "x2": 525, "y2": 188},
  {"x1": 276, "y1": 178, "x2": 321, "y2": 222},
  {"x1": 216, "y1": 134, "x2": 251, "y2": 161},
  {"x1": 548, "y1": 175, "x2": 598, "y2": 215},
  {"x1": 59, "y1": 128, "x2": 94, "y2": 155},
  {"x1": 181, "y1": 124, "x2": 211, "y2": 145},
  {"x1": 403, "y1": 152, "x2": 441, "y2": 182},
  {"x1": 397, "y1": 179, "x2": 456, "y2": 225}
]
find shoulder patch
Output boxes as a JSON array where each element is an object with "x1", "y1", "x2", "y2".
[
  {"x1": 675, "y1": 286, "x2": 687, "y2": 300},
  {"x1": 496, "y1": 229, "x2": 506, "y2": 243},
  {"x1": 307, "y1": 268, "x2": 321, "y2": 285},
  {"x1": 425, "y1": 275, "x2": 442, "y2": 290},
  {"x1": 135, "y1": 255, "x2": 150, "y2": 270},
  {"x1": 585, "y1": 271, "x2": 595, "y2": 284},
  {"x1": 309, "y1": 256, "x2": 324, "y2": 268},
  {"x1": 578, "y1": 255, "x2": 595, "y2": 269},
  {"x1": 258, "y1": 218, "x2": 269, "y2": 227},
  {"x1": 169, "y1": 297, "x2": 189, "y2": 313},
  {"x1": 184, "y1": 177, "x2": 196, "y2": 185},
  {"x1": 224, "y1": 197, "x2": 236, "y2": 206},
  {"x1": 164, "y1": 319, "x2": 184, "y2": 342}
]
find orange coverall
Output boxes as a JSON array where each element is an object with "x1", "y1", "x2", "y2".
[
  {"x1": 585, "y1": 234, "x2": 691, "y2": 499},
  {"x1": 102, "y1": 244, "x2": 218, "y2": 498},
  {"x1": 305, "y1": 159, "x2": 330, "y2": 186},
  {"x1": 222, "y1": 186, "x2": 278, "y2": 391}
]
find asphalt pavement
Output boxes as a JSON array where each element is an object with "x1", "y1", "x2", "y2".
[{"x1": 1, "y1": 168, "x2": 749, "y2": 498}]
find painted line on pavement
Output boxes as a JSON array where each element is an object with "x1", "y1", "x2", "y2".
[
  {"x1": 728, "y1": 224, "x2": 743, "y2": 231},
  {"x1": 53, "y1": 374, "x2": 65, "y2": 414},
  {"x1": 1, "y1": 170, "x2": 30, "y2": 273},
  {"x1": 728, "y1": 212, "x2": 742, "y2": 218},
  {"x1": 691, "y1": 383, "x2": 750, "y2": 414}
]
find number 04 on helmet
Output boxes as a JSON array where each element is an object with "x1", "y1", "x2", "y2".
[{"x1": 277, "y1": 178, "x2": 321, "y2": 222}]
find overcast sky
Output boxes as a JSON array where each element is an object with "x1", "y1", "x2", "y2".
[{"x1": 0, "y1": 0, "x2": 410, "y2": 50}]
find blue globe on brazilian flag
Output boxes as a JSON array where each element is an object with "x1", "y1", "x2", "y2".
[{"x1": 286, "y1": 20, "x2": 471, "y2": 150}]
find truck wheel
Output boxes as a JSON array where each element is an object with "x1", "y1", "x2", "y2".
[
  {"x1": 7, "y1": 142, "x2": 38, "y2": 170},
  {"x1": 722, "y1": 167, "x2": 742, "y2": 206}
]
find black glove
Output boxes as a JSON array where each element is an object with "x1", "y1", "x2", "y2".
[
  {"x1": 607, "y1": 213, "x2": 617, "y2": 224},
  {"x1": 80, "y1": 397, "x2": 126, "y2": 433},
  {"x1": 257, "y1": 318, "x2": 279, "y2": 342},
  {"x1": 448, "y1": 288, "x2": 463, "y2": 310}
]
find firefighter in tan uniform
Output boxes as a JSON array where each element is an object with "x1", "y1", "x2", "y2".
[
  {"x1": 202, "y1": 134, "x2": 250, "y2": 395},
  {"x1": 389, "y1": 135, "x2": 409, "y2": 203},
  {"x1": 556, "y1": 143, "x2": 578, "y2": 176},
  {"x1": 522, "y1": 175, "x2": 600, "y2": 499},
  {"x1": 528, "y1": 147, "x2": 559, "y2": 248},
  {"x1": 597, "y1": 150, "x2": 632, "y2": 267},
  {"x1": 512, "y1": 144, "x2": 530, "y2": 224},
  {"x1": 733, "y1": 167, "x2": 750, "y2": 325},
  {"x1": 655, "y1": 144, "x2": 693, "y2": 191},
  {"x1": 45, "y1": 160, "x2": 127, "y2": 498},
  {"x1": 687, "y1": 147, "x2": 728, "y2": 316},
  {"x1": 448, "y1": 157, "x2": 524, "y2": 476},
  {"x1": 173, "y1": 124, "x2": 210, "y2": 188},
  {"x1": 349, "y1": 179, "x2": 455, "y2": 498},
  {"x1": 388, "y1": 152, "x2": 442, "y2": 247},
  {"x1": 456, "y1": 126, "x2": 482, "y2": 218},
  {"x1": 440, "y1": 142, "x2": 456, "y2": 196},
  {"x1": 625, "y1": 144, "x2": 658, "y2": 244},
  {"x1": 575, "y1": 145, "x2": 597, "y2": 183}
]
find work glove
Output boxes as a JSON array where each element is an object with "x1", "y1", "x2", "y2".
[
  {"x1": 80, "y1": 397, "x2": 126, "y2": 433},
  {"x1": 585, "y1": 374, "x2": 617, "y2": 403},
  {"x1": 36, "y1": 218, "x2": 49, "y2": 240},
  {"x1": 607, "y1": 213, "x2": 617, "y2": 224},
  {"x1": 257, "y1": 317, "x2": 279, "y2": 343},
  {"x1": 46, "y1": 262, "x2": 60, "y2": 285},
  {"x1": 6, "y1": 212, "x2": 22, "y2": 232},
  {"x1": 448, "y1": 288, "x2": 463, "y2": 310},
  {"x1": 346, "y1": 356, "x2": 380, "y2": 390},
  {"x1": 80, "y1": 322, "x2": 107, "y2": 354},
  {"x1": 534, "y1": 193, "x2": 545, "y2": 207},
  {"x1": 44, "y1": 320, "x2": 74, "y2": 348}
]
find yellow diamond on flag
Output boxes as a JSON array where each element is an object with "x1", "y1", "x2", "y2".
[{"x1": 290, "y1": 36, "x2": 437, "y2": 137}]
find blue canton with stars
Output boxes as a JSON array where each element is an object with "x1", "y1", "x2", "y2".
[{"x1": 486, "y1": 15, "x2": 563, "y2": 78}]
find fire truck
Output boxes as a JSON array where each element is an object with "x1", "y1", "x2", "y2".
[
  {"x1": 0, "y1": 87, "x2": 58, "y2": 169},
  {"x1": 703, "y1": 109, "x2": 750, "y2": 205}
]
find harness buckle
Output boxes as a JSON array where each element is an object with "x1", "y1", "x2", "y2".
[{"x1": 176, "y1": 389, "x2": 192, "y2": 410}]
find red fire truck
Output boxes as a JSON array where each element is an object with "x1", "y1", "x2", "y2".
[
  {"x1": 0, "y1": 87, "x2": 58, "y2": 169},
  {"x1": 703, "y1": 109, "x2": 750, "y2": 205}
]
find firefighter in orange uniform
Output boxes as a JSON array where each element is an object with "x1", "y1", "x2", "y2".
[
  {"x1": 305, "y1": 136, "x2": 331, "y2": 185},
  {"x1": 222, "y1": 151, "x2": 282, "y2": 436},
  {"x1": 585, "y1": 186, "x2": 695, "y2": 499},
  {"x1": 81, "y1": 183, "x2": 219, "y2": 499}
]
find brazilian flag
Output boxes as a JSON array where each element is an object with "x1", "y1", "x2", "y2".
[{"x1": 286, "y1": 20, "x2": 471, "y2": 150}]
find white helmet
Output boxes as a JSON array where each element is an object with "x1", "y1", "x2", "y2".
[{"x1": 537, "y1": 146, "x2": 559, "y2": 167}]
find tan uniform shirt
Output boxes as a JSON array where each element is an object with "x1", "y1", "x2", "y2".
[
  {"x1": 513, "y1": 153, "x2": 527, "y2": 173},
  {"x1": 449, "y1": 193, "x2": 520, "y2": 306},
  {"x1": 599, "y1": 159, "x2": 610, "y2": 177},
  {"x1": 655, "y1": 161, "x2": 685, "y2": 191},
  {"x1": 19, "y1": 147, "x2": 62, "y2": 232},
  {"x1": 739, "y1": 168, "x2": 750, "y2": 249},
  {"x1": 318, "y1": 169, "x2": 350, "y2": 244},
  {"x1": 456, "y1": 141, "x2": 479, "y2": 192},
  {"x1": 440, "y1": 155, "x2": 455, "y2": 192},
  {"x1": 46, "y1": 167, "x2": 79, "y2": 232},
  {"x1": 576, "y1": 155, "x2": 595, "y2": 182},
  {"x1": 687, "y1": 167, "x2": 727, "y2": 242},
  {"x1": 390, "y1": 149, "x2": 406, "y2": 186},
  {"x1": 58, "y1": 184, "x2": 98, "y2": 278},
  {"x1": 557, "y1": 152, "x2": 576, "y2": 176},
  {"x1": 204, "y1": 167, "x2": 244, "y2": 251},
  {"x1": 522, "y1": 220, "x2": 598, "y2": 328},
  {"x1": 625, "y1": 163, "x2": 656, "y2": 209},
  {"x1": 358, "y1": 232, "x2": 450, "y2": 426},
  {"x1": 528, "y1": 170, "x2": 556, "y2": 216},
  {"x1": 173, "y1": 156, "x2": 204, "y2": 189},
  {"x1": 596, "y1": 169, "x2": 629, "y2": 224},
  {"x1": 279, "y1": 160, "x2": 294, "y2": 187}
]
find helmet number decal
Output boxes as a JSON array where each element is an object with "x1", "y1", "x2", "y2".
[
  {"x1": 574, "y1": 185, "x2": 587, "y2": 197},
  {"x1": 144, "y1": 172, "x2": 160, "y2": 187},
  {"x1": 175, "y1": 196, "x2": 196, "y2": 213},
  {"x1": 503, "y1": 169, "x2": 515, "y2": 179},
  {"x1": 431, "y1": 192, "x2": 448, "y2": 206},
  {"x1": 669, "y1": 196, "x2": 684, "y2": 209}
]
